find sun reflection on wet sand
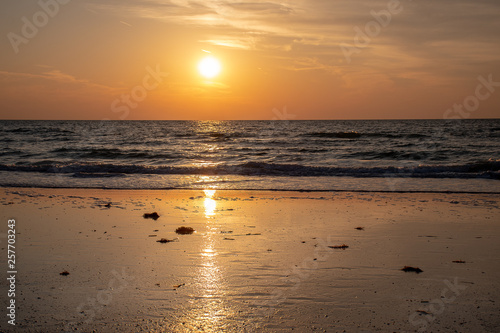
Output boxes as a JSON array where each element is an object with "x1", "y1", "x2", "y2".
[
  {"x1": 197, "y1": 236, "x2": 224, "y2": 318},
  {"x1": 200, "y1": 190, "x2": 222, "y2": 320},
  {"x1": 204, "y1": 189, "x2": 216, "y2": 198},
  {"x1": 204, "y1": 189, "x2": 216, "y2": 217},
  {"x1": 175, "y1": 189, "x2": 237, "y2": 331}
]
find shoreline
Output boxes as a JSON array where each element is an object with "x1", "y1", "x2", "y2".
[
  {"x1": 2, "y1": 185, "x2": 499, "y2": 195},
  {"x1": 1, "y1": 187, "x2": 499, "y2": 332}
]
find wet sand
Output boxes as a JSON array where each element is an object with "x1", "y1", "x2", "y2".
[{"x1": 0, "y1": 188, "x2": 499, "y2": 332}]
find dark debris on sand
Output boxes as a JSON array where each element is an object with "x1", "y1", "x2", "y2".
[
  {"x1": 143, "y1": 212, "x2": 160, "y2": 220},
  {"x1": 329, "y1": 244, "x2": 349, "y2": 249},
  {"x1": 452, "y1": 260, "x2": 466, "y2": 263},
  {"x1": 354, "y1": 227, "x2": 365, "y2": 230},
  {"x1": 401, "y1": 266, "x2": 423, "y2": 273},
  {"x1": 173, "y1": 283, "x2": 185, "y2": 290},
  {"x1": 175, "y1": 226, "x2": 195, "y2": 235},
  {"x1": 416, "y1": 310, "x2": 431, "y2": 315},
  {"x1": 156, "y1": 238, "x2": 177, "y2": 243},
  {"x1": 95, "y1": 202, "x2": 112, "y2": 208},
  {"x1": 60, "y1": 271, "x2": 70, "y2": 276}
]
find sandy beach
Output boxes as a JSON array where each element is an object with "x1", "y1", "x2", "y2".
[{"x1": 1, "y1": 188, "x2": 499, "y2": 332}]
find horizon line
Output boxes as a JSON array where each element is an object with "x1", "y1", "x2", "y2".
[{"x1": 1, "y1": 118, "x2": 499, "y2": 121}]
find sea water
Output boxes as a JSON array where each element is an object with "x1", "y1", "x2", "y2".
[{"x1": 0, "y1": 119, "x2": 499, "y2": 192}]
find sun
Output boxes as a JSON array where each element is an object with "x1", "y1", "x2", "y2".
[{"x1": 198, "y1": 56, "x2": 221, "y2": 79}]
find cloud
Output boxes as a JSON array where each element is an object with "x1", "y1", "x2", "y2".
[
  {"x1": 0, "y1": 69, "x2": 116, "y2": 92},
  {"x1": 225, "y1": 2, "x2": 293, "y2": 14},
  {"x1": 0, "y1": 69, "x2": 126, "y2": 119},
  {"x1": 84, "y1": 0, "x2": 500, "y2": 54},
  {"x1": 120, "y1": 20, "x2": 133, "y2": 27}
]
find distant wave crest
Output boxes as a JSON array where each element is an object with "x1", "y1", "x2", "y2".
[
  {"x1": 0, "y1": 159, "x2": 498, "y2": 180},
  {"x1": 304, "y1": 131, "x2": 361, "y2": 138}
]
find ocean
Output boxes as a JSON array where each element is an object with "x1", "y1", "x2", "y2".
[{"x1": 0, "y1": 119, "x2": 499, "y2": 192}]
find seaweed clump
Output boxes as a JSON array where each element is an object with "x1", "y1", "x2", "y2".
[
  {"x1": 401, "y1": 266, "x2": 423, "y2": 273},
  {"x1": 175, "y1": 226, "x2": 195, "y2": 235},
  {"x1": 329, "y1": 244, "x2": 349, "y2": 249},
  {"x1": 156, "y1": 238, "x2": 177, "y2": 243},
  {"x1": 143, "y1": 212, "x2": 160, "y2": 220}
]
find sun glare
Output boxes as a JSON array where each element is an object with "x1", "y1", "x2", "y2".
[{"x1": 198, "y1": 56, "x2": 221, "y2": 79}]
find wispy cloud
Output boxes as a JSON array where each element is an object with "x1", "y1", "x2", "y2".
[
  {"x1": 0, "y1": 70, "x2": 116, "y2": 92},
  {"x1": 120, "y1": 20, "x2": 133, "y2": 27},
  {"x1": 84, "y1": 0, "x2": 500, "y2": 64}
]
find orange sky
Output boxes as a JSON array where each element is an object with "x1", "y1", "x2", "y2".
[{"x1": 1, "y1": 0, "x2": 499, "y2": 120}]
